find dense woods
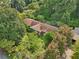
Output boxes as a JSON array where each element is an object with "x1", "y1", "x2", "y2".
[{"x1": 0, "y1": 0, "x2": 79, "y2": 59}]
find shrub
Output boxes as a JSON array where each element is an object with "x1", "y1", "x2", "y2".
[{"x1": 43, "y1": 32, "x2": 54, "y2": 47}]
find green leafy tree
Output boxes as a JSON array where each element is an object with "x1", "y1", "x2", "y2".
[
  {"x1": 24, "y1": 0, "x2": 32, "y2": 6},
  {"x1": 0, "y1": 0, "x2": 10, "y2": 7},
  {"x1": 71, "y1": 0, "x2": 79, "y2": 19},
  {"x1": 0, "y1": 7, "x2": 26, "y2": 41},
  {"x1": 9, "y1": 33, "x2": 45, "y2": 59},
  {"x1": 0, "y1": 39, "x2": 15, "y2": 53},
  {"x1": 43, "y1": 32, "x2": 55, "y2": 47},
  {"x1": 24, "y1": 1, "x2": 40, "y2": 18},
  {"x1": 11, "y1": 0, "x2": 26, "y2": 12},
  {"x1": 35, "y1": 0, "x2": 77, "y2": 25}
]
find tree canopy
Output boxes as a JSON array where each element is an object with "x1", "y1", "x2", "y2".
[
  {"x1": 0, "y1": 7, "x2": 26, "y2": 41},
  {"x1": 0, "y1": 0, "x2": 79, "y2": 59}
]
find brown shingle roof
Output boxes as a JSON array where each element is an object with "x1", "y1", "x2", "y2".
[
  {"x1": 24, "y1": 18, "x2": 39, "y2": 26},
  {"x1": 31, "y1": 24, "x2": 47, "y2": 32},
  {"x1": 24, "y1": 18, "x2": 58, "y2": 32}
]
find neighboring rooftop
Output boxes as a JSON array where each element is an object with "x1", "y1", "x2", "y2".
[
  {"x1": 73, "y1": 28, "x2": 79, "y2": 40},
  {"x1": 73, "y1": 28, "x2": 79, "y2": 35}
]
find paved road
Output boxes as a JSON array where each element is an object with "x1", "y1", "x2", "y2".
[{"x1": 0, "y1": 49, "x2": 8, "y2": 59}]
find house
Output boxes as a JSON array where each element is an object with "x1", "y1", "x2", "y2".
[
  {"x1": 24, "y1": 18, "x2": 79, "y2": 41},
  {"x1": 24, "y1": 18, "x2": 39, "y2": 26},
  {"x1": 24, "y1": 18, "x2": 58, "y2": 33}
]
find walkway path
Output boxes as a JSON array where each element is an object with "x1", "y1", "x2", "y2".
[{"x1": 65, "y1": 48, "x2": 73, "y2": 59}]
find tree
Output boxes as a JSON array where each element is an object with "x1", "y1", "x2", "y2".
[
  {"x1": 0, "y1": 39, "x2": 15, "y2": 53},
  {"x1": 35, "y1": 0, "x2": 77, "y2": 25},
  {"x1": 72, "y1": 40, "x2": 79, "y2": 59},
  {"x1": 23, "y1": 1, "x2": 40, "y2": 19},
  {"x1": 58, "y1": 25, "x2": 73, "y2": 47},
  {"x1": 24, "y1": 0, "x2": 32, "y2": 6},
  {"x1": 11, "y1": 0, "x2": 26, "y2": 12},
  {"x1": 0, "y1": 0, "x2": 10, "y2": 7},
  {"x1": 0, "y1": 7, "x2": 26, "y2": 42},
  {"x1": 9, "y1": 33, "x2": 45, "y2": 59},
  {"x1": 75, "y1": 0, "x2": 79, "y2": 18},
  {"x1": 43, "y1": 32, "x2": 55, "y2": 47},
  {"x1": 71, "y1": 0, "x2": 79, "y2": 19},
  {"x1": 43, "y1": 25, "x2": 73, "y2": 59}
]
